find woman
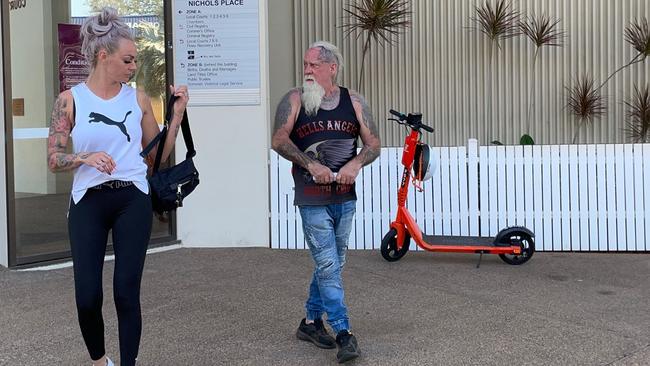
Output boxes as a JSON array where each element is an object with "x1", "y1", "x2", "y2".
[{"x1": 47, "y1": 7, "x2": 189, "y2": 366}]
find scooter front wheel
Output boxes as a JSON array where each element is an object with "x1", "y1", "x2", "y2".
[
  {"x1": 499, "y1": 232, "x2": 535, "y2": 265},
  {"x1": 381, "y1": 228, "x2": 411, "y2": 262}
]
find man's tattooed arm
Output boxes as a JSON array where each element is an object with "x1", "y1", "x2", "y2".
[
  {"x1": 350, "y1": 91, "x2": 381, "y2": 167},
  {"x1": 271, "y1": 89, "x2": 316, "y2": 169},
  {"x1": 47, "y1": 93, "x2": 86, "y2": 172}
]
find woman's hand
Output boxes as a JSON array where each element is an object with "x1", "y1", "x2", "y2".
[
  {"x1": 80, "y1": 151, "x2": 116, "y2": 175},
  {"x1": 170, "y1": 85, "x2": 189, "y2": 119}
]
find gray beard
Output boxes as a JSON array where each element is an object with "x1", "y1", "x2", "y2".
[{"x1": 301, "y1": 80, "x2": 325, "y2": 116}]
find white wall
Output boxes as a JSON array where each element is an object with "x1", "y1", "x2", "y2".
[
  {"x1": 177, "y1": 1, "x2": 270, "y2": 248},
  {"x1": 1, "y1": 4, "x2": 9, "y2": 267}
]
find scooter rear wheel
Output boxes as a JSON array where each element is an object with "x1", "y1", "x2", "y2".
[
  {"x1": 499, "y1": 232, "x2": 535, "y2": 265},
  {"x1": 381, "y1": 228, "x2": 411, "y2": 262}
]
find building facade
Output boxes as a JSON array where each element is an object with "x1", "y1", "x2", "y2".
[
  {"x1": 1, "y1": 0, "x2": 649, "y2": 267},
  {"x1": 270, "y1": 0, "x2": 650, "y2": 147},
  {"x1": 1, "y1": 0, "x2": 271, "y2": 267}
]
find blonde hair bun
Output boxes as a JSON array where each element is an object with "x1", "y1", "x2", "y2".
[{"x1": 80, "y1": 7, "x2": 133, "y2": 69}]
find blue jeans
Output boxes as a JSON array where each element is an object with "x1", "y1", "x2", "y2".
[{"x1": 299, "y1": 201, "x2": 356, "y2": 334}]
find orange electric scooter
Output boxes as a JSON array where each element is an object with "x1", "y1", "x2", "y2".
[{"x1": 380, "y1": 110, "x2": 535, "y2": 267}]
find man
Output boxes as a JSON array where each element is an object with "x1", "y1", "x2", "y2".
[{"x1": 271, "y1": 41, "x2": 381, "y2": 363}]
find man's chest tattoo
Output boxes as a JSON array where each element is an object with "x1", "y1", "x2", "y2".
[{"x1": 320, "y1": 89, "x2": 340, "y2": 110}]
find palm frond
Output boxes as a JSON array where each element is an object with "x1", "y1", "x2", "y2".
[
  {"x1": 340, "y1": 0, "x2": 411, "y2": 90},
  {"x1": 519, "y1": 13, "x2": 565, "y2": 48},
  {"x1": 469, "y1": 0, "x2": 520, "y2": 46},
  {"x1": 133, "y1": 22, "x2": 165, "y2": 98},
  {"x1": 521, "y1": 13, "x2": 565, "y2": 133},
  {"x1": 624, "y1": 84, "x2": 650, "y2": 143},
  {"x1": 625, "y1": 17, "x2": 650, "y2": 58},
  {"x1": 566, "y1": 75, "x2": 607, "y2": 121},
  {"x1": 599, "y1": 17, "x2": 650, "y2": 90},
  {"x1": 566, "y1": 75, "x2": 607, "y2": 143},
  {"x1": 340, "y1": 0, "x2": 411, "y2": 45}
]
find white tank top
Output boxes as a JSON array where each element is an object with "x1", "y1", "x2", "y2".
[{"x1": 70, "y1": 83, "x2": 149, "y2": 203}]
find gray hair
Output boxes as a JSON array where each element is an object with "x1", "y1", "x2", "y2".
[
  {"x1": 80, "y1": 7, "x2": 133, "y2": 70},
  {"x1": 309, "y1": 41, "x2": 343, "y2": 80}
]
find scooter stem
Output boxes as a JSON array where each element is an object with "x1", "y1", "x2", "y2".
[{"x1": 397, "y1": 129, "x2": 421, "y2": 208}]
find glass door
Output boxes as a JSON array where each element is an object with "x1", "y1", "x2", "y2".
[{"x1": 5, "y1": 0, "x2": 173, "y2": 267}]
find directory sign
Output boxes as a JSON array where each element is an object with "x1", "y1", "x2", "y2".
[{"x1": 173, "y1": 0, "x2": 260, "y2": 105}]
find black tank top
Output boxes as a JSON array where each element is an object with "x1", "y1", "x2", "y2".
[{"x1": 289, "y1": 87, "x2": 360, "y2": 205}]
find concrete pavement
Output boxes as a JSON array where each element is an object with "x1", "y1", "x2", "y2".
[{"x1": 1, "y1": 248, "x2": 648, "y2": 365}]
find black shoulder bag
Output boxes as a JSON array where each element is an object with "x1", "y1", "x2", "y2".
[{"x1": 141, "y1": 95, "x2": 200, "y2": 213}]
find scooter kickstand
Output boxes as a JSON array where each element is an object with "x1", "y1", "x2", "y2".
[{"x1": 476, "y1": 251, "x2": 484, "y2": 268}]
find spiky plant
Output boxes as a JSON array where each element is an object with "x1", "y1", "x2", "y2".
[
  {"x1": 599, "y1": 17, "x2": 650, "y2": 89},
  {"x1": 133, "y1": 21, "x2": 165, "y2": 99},
  {"x1": 469, "y1": 0, "x2": 520, "y2": 50},
  {"x1": 566, "y1": 75, "x2": 607, "y2": 144},
  {"x1": 520, "y1": 13, "x2": 564, "y2": 48},
  {"x1": 340, "y1": 0, "x2": 411, "y2": 90},
  {"x1": 624, "y1": 84, "x2": 650, "y2": 143},
  {"x1": 468, "y1": 0, "x2": 519, "y2": 142},
  {"x1": 520, "y1": 13, "x2": 565, "y2": 134}
]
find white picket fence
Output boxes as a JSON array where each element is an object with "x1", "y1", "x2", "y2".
[{"x1": 270, "y1": 139, "x2": 650, "y2": 252}]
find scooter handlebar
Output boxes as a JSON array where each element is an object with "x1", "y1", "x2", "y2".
[
  {"x1": 389, "y1": 109, "x2": 407, "y2": 121},
  {"x1": 388, "y1": 109, "x2": 434, "y2": 133},
  {"x1": 421, "y1": 124, "x2": 434, "y2": 133}
]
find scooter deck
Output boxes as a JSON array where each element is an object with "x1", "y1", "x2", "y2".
[{"x1": 422, "y1": 234, "x2": 495, "y2": 246}]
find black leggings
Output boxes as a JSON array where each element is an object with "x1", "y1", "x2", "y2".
[{"x1": 68, "y1": 183, "x2": 152, "y2": 366}]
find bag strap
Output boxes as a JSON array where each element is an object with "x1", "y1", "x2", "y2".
[
  {"x1": 140, "y1": 94, "x2": 196, "y2": 173},
  {"x1": 167, "y1": 93, "x2": 196, "y2": 160}
]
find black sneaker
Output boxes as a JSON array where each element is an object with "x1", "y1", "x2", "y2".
[
  {"x1": 335, "y1": 330, "x2": 360, "y2": 363},
  {"x1": 296, "y1": 318, "x2": 336, "y2": 349}
]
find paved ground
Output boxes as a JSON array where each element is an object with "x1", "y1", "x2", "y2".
[{"x1": 0, "y1": 248, "x2": 648, "y2": 365}]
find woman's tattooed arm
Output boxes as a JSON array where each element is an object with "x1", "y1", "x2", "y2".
[{"x1": 47, "y1": 93, "x2": 85, "y2": 172}]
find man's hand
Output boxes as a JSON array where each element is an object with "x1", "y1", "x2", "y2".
[
  {"x1": 308, "y1": 161, "x2": 335, "y2": 184},
  {"x1": 336, "y1": 160, "x2": 361, "y2": 185}
]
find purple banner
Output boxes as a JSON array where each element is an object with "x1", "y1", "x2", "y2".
[{"x1": 58, "y1": 23, "x2": 88, "y2": 93}]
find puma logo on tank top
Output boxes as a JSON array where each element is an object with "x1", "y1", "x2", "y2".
[{"x1": 88, "y1": 111, "x2": 132, "y2": 142}]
